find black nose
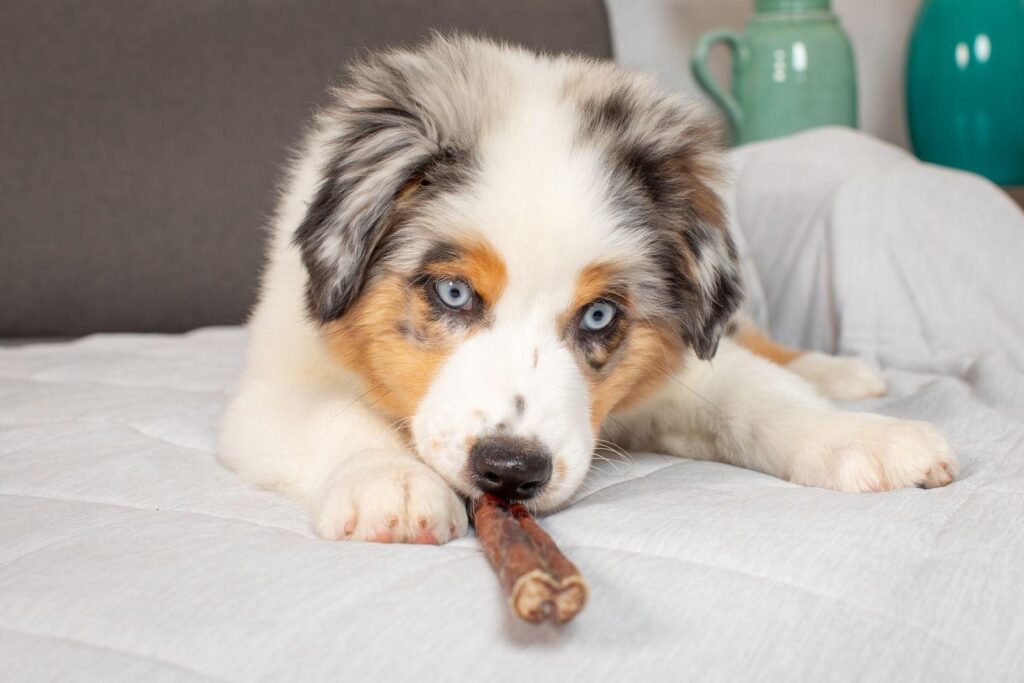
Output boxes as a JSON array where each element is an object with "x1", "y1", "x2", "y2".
[{"x1": 470, "y1": 435, "x2": 552, "y2": 500}]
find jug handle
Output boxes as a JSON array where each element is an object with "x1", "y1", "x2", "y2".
[{"x1": 691, "y1": 29, "x2": 748, "y2": 129}]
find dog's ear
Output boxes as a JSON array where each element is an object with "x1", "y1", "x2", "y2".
[
  {"x1": 294, "y1": 47, "x2": 471, "y2": 322},
  {"x1": 578, "y1": 83, "x2": 743, "y2": 360},
  {"x1": 645, "y1": 143, "x2": 743, "y2": 361},
  {"x1": 294, "y1": 66, "x2": 434, "y2": 322}
]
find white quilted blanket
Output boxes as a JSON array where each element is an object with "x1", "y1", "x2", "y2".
[{"x1": 3, "y1": 129, "x2": 1023, "y2": 681}]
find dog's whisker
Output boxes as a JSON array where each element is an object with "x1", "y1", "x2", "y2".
[
  {"x1": 653, "y1": 363, "x2": 728, "y2": 418},
  {"x1": 362, "y1": 388, "x2": 393, "y2": 412},
  {"x1": 604, "y1": 414, "x2": 646, "y2": 448},
  {"x1": 589, "y1": 456, "x2": 618, "y2": 473},
  {"x1": 329, "y1": 383, "x2": 385, "y2": 418},
  {"x1": 593, "y1": 443, "x2": 632, "y2": 464},
  {"x1": 636, "y1": 309, "x2": 676, "y2": 371},
  {"x1": 388, "y1": 415, "x2": 414, "y2": 430},
  {"x1": 592, "y1": 450, "x2": 635, "y2": 476},
  {"x1": 594, "y1": 437, "x2": 632, "y2": 456},
  {"x1": 594, "y1": 449, "x2": 634, "y2": 471},
  {"x1": 624, "y1": 312, "x2": 726, "y2": 419}
]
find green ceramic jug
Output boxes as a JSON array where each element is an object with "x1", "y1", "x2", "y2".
[
  {"x1": 691, "y1": 0, "x2": 858, "y2": 145},
  {"x1": 907, "y1": 0, "x2": 1024, "y2": 185}
]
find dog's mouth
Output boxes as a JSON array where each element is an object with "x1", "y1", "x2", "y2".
[{"x1": 452, "y1": 471, "x2": 553, "y2": 509}]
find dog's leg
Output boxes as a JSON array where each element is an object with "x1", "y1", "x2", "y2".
[
  {"x1": 219, "y1": 376, "x2": 468, "y2": 543},
  {"x1": 607, "y1": 339, "x2": 956, "y2": 492},
  {"x1": 732, "y1": 314, "x2": 887, "y2": 401}
]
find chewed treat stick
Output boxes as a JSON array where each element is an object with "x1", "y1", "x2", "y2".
[{"x1": 472, "y1": 494, "x2": 589, "y2": 624}]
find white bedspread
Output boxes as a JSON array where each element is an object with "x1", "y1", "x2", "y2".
[{"x1": 2, "y1": 129, "x2": 1023, "y2": 681}]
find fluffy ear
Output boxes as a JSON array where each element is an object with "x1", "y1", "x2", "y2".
[
  {"x1": 293, "y1": 33, "x2": 500, "y2": 323},
  {"x1": 293, "y1": 60, "x2": 439, "y2": 322},
  {"x1": 574, "y1": 78, "x2": 743, "y2": 360},
  {"x1": 651, "y1": 148, "x2": 744, "y2": 361}
]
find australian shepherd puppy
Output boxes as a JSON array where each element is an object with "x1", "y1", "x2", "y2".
[{"x1": 220, "y1": 36, "x2": 956, "y2": 544}]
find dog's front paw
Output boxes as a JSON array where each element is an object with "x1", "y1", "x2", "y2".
[
  {"x1": 787, "y1": 352, "x2": 888, "y2": 401},
  {"x1": 793, "y1": 414, "x2": 958, "y2": 492},
  {"x1": 313, "y1": 455, "x2": 468, "y2": 544}
]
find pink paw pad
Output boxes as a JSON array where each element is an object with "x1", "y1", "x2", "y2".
[
  {"x1": 413, "y1": 528, "x2": 439, "y2": 545},
  {"x1": 370, "y1": 530, "x2": 394, "y2": 543}
]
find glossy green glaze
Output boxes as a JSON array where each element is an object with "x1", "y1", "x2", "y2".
[
  {"x1": 907, "y1": 0, "x2": 1024, "y2": 185},
  {"x1": 692, "y1": 0, "x2": 857, "y2": 145}
]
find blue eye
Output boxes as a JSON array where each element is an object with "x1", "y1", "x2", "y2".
[
  {"x1": 434, "y1": 279, "x2": 474, "y2": 310},
  {"x1": 581, "y1": 301, "x2": 617, "y2": 332}
]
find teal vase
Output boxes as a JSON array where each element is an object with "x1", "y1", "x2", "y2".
[
  {"x1": 691, "y1": 0, "x2": 857, "y2": 145},
  {"x1": 907, "y1": 0, "x2": 1024, "y2": 185}
]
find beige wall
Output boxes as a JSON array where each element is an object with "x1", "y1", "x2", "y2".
[{"x1": 605, "y1": 0, "x2": 923, "y2": 148}]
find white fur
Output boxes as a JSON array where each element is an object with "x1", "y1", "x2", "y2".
[
  {"x1": 606, "y1": 340, "x2": 956, "y2": 493},
  {"x1": 219, "y1": 40, "x2": 957, "y2": 544},
  {"x1": 786, "y1": 352, "x2": 888, "y2": 401}
]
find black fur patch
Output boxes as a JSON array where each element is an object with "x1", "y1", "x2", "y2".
[
  {"x1": 513, "y1": 394, "x2": 526, "y2": 416},
  {"x1": 584, "y1": 90, "x2": 632, "y2": 133},
  {"x1": 417, "y1": 241, "x2": 463, "y2": 272}
]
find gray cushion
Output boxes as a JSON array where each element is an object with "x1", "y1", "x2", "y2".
[{"x1": 0, "y1": 0, "x2": 612, "y2": 336}]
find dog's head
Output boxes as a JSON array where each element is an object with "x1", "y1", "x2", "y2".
[{"x1": 295, "y1": 37, "x2": 742, "y2": 510}]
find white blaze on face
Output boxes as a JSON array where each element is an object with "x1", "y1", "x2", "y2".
[
  {"x1": 410, "y1": 65, "x2": 649, "y2": 510},
  {"x1": 411, "y1": 305, "x2": 592, "y2": 510}
]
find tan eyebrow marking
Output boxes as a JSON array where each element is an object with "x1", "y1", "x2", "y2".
[{"x1": 421, "y1": 238, "x2": 508, "y2": 307}]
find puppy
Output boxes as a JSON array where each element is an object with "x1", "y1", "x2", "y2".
[{"x1": 220, "y1": 36, "x2": 956, "y2": 544}]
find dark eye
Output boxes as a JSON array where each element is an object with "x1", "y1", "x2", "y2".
[
  {"x1": 581, "y1": 301, "x2": 617, "y2": 332},
  {"x1": 434, "y1": 279, "x2": 474, "y2": 310}
]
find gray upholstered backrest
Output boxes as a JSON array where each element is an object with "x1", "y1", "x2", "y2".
[{"x1": 0, "y1": 0, "x2": 611, "y2": 336}]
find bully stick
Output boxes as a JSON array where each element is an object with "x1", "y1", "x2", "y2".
[{"x1": 473, "y1": 494, "x2": 589, "y2": 624}]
